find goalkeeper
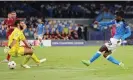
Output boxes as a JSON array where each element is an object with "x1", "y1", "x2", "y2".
[{"x1": 4, "y1": 20, "x2": 46, "y2": 68}]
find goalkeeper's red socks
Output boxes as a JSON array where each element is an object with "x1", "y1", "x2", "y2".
[{"x1": 6, "y1": 54, "x2": 11, "y2": 61}]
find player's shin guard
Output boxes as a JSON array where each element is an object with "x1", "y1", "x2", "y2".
[
  {"x1": 89, "y1": 51, "x2": 102, "y2": 63},
  {"x1": 106, "y1": 55, "x2": 120, "y2": 65},
  {"x1": 31, "y1": 53, "x2": 40, "y2": 63},
  {"x1": 22, "y1": 55, "x2": 31, "y2": 65}
]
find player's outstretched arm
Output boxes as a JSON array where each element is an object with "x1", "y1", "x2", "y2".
[
  {"x1": 93, "y1": 20, "x2": 115, "y2": 30},
  {"x1": 99, "y1": 20, "x2": 115, "y2": 26},
  {"x1": 121, "y1": 26, "x2": 131, "y2": 40}
]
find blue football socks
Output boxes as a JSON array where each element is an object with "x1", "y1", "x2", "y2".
[
  {"x1": 106, "y1": 55, "x2": 120, "y2": 65},
  {"x1": 89, "y1": 51, "x2": 101, "y2": 63}
]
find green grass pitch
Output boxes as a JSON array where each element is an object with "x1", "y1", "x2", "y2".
[{"x1": 0, "y1": 46, "x2": 133, "y2": 80}]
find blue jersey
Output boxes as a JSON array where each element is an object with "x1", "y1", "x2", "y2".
[
  {"x1": 37, "y1": 24, "x2": 44, "y2": 35},
  {"x1": 99, "y1": 20, "x2": 131, "y2": 40}
]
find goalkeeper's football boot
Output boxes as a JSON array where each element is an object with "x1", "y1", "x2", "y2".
[
  {"x1": 36, "y1": 58, "x2": 47, "y2": 66},
  {"x1": 81, "y1": 60, "x2": 91, "y2": 66},
  {"x1": 1, "y1": 59, "x2": 9, "y2": 63},
  {"x1": 40, "y1": 58, "x2": 47, "y2": 63},
  {"x1": 21, "y1": 64, "x2": 31, "y2": 69}
]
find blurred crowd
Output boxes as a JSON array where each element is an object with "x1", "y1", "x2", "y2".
[
  {"x1": 0, "y1": 17, "x2": 85, "y2": 40},
  {"x1": 24, "y1": 18, "x2": 85, "y2": 40},
  {"x1": 0, "y1": 1, "x2": 133, "y2": 18}
]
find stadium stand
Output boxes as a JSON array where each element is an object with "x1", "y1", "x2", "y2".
[{"x1": 0, "y1": 1, "x2": 133, "y2": 40}]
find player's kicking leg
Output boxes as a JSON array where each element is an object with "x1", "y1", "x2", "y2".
[
  {"x1": 21, "y1": 47, "x2": 46, "y2": 68},
  {"x1": 82, "y1": 44, "x2": 125, "y2": 68}
]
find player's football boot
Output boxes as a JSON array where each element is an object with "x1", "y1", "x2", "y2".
[
  {"x1": 1, "y1": 59, "x2": 9, "y2": 63},
  {"x1": 36, "y1": 58, "x2": 47, "y2": 66},
  {"x1": 40, "y1": 58, "x2": 47, "y2": 63},
  {"x1": 81, "y1": 60, "x2": 91, "y2": 66},
  {"x1": 119, "y1": 62, "x2": 127, "y2": 69},
  {"x1": 21, "y1": 64, "x2": 31, "y2": 69}
]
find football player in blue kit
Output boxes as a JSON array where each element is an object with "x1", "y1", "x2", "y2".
[{"x1": 82, "y1": 11, "x2": 131, "y2": 68}]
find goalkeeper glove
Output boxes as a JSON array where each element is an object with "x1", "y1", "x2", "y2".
[{"x1": 4, "y1": 46, "x2": 10, "y2": 54}]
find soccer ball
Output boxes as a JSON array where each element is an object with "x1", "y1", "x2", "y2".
[{"x1": 8, "y1": 61, "x2": 16, "y2": 69}]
